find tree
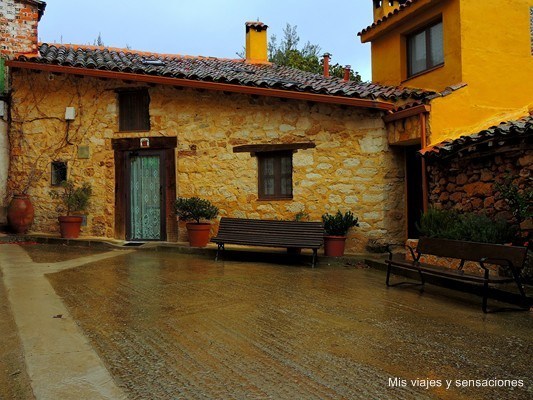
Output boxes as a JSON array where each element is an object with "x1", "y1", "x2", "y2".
[
  {"x1": 268, "y1": 24, "x2": 361, "y2": 82},
  {"x1": 93, "y1": 32, "x2": 104, "y2": 47}
]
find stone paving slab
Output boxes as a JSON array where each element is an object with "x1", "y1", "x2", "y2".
[{"x1": 0, "y1": 244, "x2": 130, "y2": 400}]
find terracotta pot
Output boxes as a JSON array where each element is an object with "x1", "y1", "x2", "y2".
[
  {"x1": 7, "y1": 194, "x2": 34, "y2": 234},
  {"x1": 324, "y1": 235, "x2": 347, "y2": 257},
  {"x1": 186, "y1": 222, "x2": 211, "y2": 247},
  {"x1": 58, "y1": 216, "x2": 83, "y2": 239}
]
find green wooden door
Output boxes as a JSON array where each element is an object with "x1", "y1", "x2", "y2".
[{"x1": 127, "y1": 152, "x2": 164, "y2": 240}]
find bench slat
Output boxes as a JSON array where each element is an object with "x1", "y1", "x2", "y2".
[
  {"x1": 386, "y1": 237, "x2": 529, "y2": 313},
  {"x1": 386, "y1": 258, "x2": 515, "y2": 284},
  {"x1": 417, "y1": 237, "x2": 527, "y2": 268}
]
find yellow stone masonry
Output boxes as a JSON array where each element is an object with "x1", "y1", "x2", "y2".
[{"x1": 9, "y1": 70, "x2": 407, "y2": 252}]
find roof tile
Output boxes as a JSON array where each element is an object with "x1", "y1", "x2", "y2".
[
  {"x1": 358, "y1": 0, "x2": 419, "y2": 37},
  {"x1": 15, "y1": 43, "x2": 435, "y2": 103},
  {"x1": 421, "y1": 115, "x2": 533, "y2": 160}
]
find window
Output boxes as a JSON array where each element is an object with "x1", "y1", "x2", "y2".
[
  {"x1": 51, "y1": 161, "x2": 67, "y2": 186},
  {"x1": 118, "y1": 89, "x2": 150, "y2": 131},
  {"x1": 407, "y1": 20, "x2": 444, "y2": 77},
  {"x1": 258, "y1": 151, "x2": 293, "y2": 200}
]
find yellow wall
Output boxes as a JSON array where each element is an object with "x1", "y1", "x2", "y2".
[
  {"x1": 366, "y1": 0, "x2": 463, "y2": 91},
  {"x1": 363, "y1": 0, "x2": 533, "y2": 145},
  {"x1": 245, "y1": 28, "x2": 268, "y2": 63},
  {"x1": 429, "y1": 0, "x2": 533, "y2": 144}
]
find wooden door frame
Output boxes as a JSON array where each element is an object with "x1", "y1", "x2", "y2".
[
  {"x1": 125, "y1": 149, "x2": 167, "y2": 241},
  {"x1": 404, "y1": 144, "x2": 423, "y2": 239},
  {"x1": 112, "y1": 137, "x2": 177, "y2": 241}
]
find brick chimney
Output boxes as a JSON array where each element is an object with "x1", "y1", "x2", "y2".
[
  {"x1": 245, "y1": 21, "x2": 268, "y2": 64},
  {"x1": 372, "y1": 0, "x2": 403, "y2": 22},
  {"x1": 0, "y1": 0, "x2": 46, "y2": 58}
]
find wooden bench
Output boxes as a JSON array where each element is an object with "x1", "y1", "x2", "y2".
[
  {"x1": 386, "y1": 237, "x2": 529, "y2": 313},
  {"x1": 211, "y1": 217, "x2": 324, "y2": 267}
]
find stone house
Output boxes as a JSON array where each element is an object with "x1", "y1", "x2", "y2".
[
  {"x1": 1, "y1": 0, "x2": 532, "y2": 251},
  {"x1": 2, "y1": 2, "x2": 437, "y2": 252}
]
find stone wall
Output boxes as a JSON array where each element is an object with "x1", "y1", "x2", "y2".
[
  {"x1": 0, "y1": 0, "x2": 41, "y2": 56},
  {"x1": 386, "y1": 115, "x2": 423, "y2": 145},
  {"x1": 9, "y1": 70, "x2": 408, "y2": 252},
  {"x1": 426, "y1": 150, "x2": 532, "y2": 221}
]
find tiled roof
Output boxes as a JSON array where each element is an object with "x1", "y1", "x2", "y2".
[
  {"x1": 421, "y1": 115, "x2": 533, "y2": 160},
  {"x1": 245, "y1": 21, "x2": 268, "y2": 31},
  {"x1": 14, "y1": 43, "x2": 435, "y2": 103},
  {"x1": 358, "y1": 0, "x2": 419, "y2": 37}
]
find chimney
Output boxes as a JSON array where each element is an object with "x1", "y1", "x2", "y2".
[
  {"x1": 373, "y1": 0, "x2": 401, "y2": 22},
  {"x1": 245, "y1": 21, "x2": 268, "y2": 64},
  {"x1": 322, "y1": 53, "x2": 331, "y2": 77},
  {"x1": 0, "y1": 0, "x2": 46, "y2": 58},
  {"x1": 343, "y1": 65, "x2": 351, "y2": 81}
]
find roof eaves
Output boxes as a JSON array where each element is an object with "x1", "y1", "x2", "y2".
[
  {"x1": 359, "y1": 0, "x2": 444, "y2": 43},
  {"x1": 6, "y1": 60, "x2": 396, "y2": 111},
  {"x1": 421, "y1": 115, "x2": 533, "y2": 160}
]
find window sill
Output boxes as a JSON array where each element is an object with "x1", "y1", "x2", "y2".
[
  {"x1": 116, "y1": 129, "x2": 152, "y2": 134},
  {"x1": 403, "y1": 63, "x2": 445, "y2": 83},
  {"x1": 257, "y1": 197, "x2": 293, "y2": 202}
]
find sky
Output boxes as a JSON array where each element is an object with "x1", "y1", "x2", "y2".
[{"x1": 38, "y1": 0, "x2": 375, "y2": 81}]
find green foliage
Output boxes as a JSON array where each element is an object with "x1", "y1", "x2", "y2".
[
  {"x1": 266, "y1": 24, "x2": 362, "y2": 82},
  {"x1": 93, "y1": 32, "x2": 104, "y2": 46},
  {"x1": 417, "y1": 208, "x2": 461, "y2": 239},
  {"x1": 418, "y1": 208, "x2": 517, "y2": 244},
  {"x1": 322, "y1": 210, "x2": 359, "y2": 236},
  {"x1": 495, "y1": 178, "x2": 533, "y2": 225},
  {"x1": 175, "y1": 197, "x2": 218, "y2": 223},
  {"x1": 49, "y1": 180, "x2": 92, "y2": 216}
]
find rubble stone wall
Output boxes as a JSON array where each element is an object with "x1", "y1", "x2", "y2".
[
  {"x1": 426, "y1": 151, "x2": 532, "y2": 221},
  {"x1": 9, "y1": 70, "x2": 408, "y2": 252}
]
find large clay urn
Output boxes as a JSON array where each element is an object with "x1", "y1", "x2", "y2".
[{"x1": 7, "y1": 194, "x2": 35, "y2": 234}]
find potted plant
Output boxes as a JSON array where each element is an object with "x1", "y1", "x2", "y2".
[
  {"x1": 49, "y1": 180, "x2": 92, "y2": 238},
  {"x1": 322, "y1": 210, "x2": 359, "y2": 256},
  {"x1": 175, "y1": 197, "x2": 219, "y2": 247}
]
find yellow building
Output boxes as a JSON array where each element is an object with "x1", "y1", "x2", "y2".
[
  {"x1": 360, "y1": 0, "x2": 533, "y2": 144},
  {"x1": 359, "y1": 0, "x2": 532, "y2": 234}
]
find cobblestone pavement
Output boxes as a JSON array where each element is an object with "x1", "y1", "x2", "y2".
[{"x1": 42, "y1": 249, "x2": 533, "y2": 400}]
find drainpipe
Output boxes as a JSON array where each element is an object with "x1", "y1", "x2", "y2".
[
  {"x1": 322, "y1": 53, "x2": 331, "y2": 77},
  {"x1": 419, "y1": 112, "x2": 429, "y2": 212},
  {"x1": 343, "y1": 65, "x2": 351, "y2": 81}
]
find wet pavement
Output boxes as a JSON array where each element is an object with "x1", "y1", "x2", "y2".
[
  {"x1": 1, "y1": 244, "x2": 532, "y2": 399},
  {"x1": 0, "y1": 268, "x2": 34, "y2": 400}
]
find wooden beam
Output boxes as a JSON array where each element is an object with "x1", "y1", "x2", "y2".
[
  {"x1": 7, "y1": 61, "x2": 395, "y2": 111},
  {"x1": 383, "y1": 104, "x2": 431, "y2": 122},
  {"x1": 233, "y1": 142, "x2": 316, "y2": 154},
  {"x1": 112, "y1": 136, "x2": 177, "y2": 151}
]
